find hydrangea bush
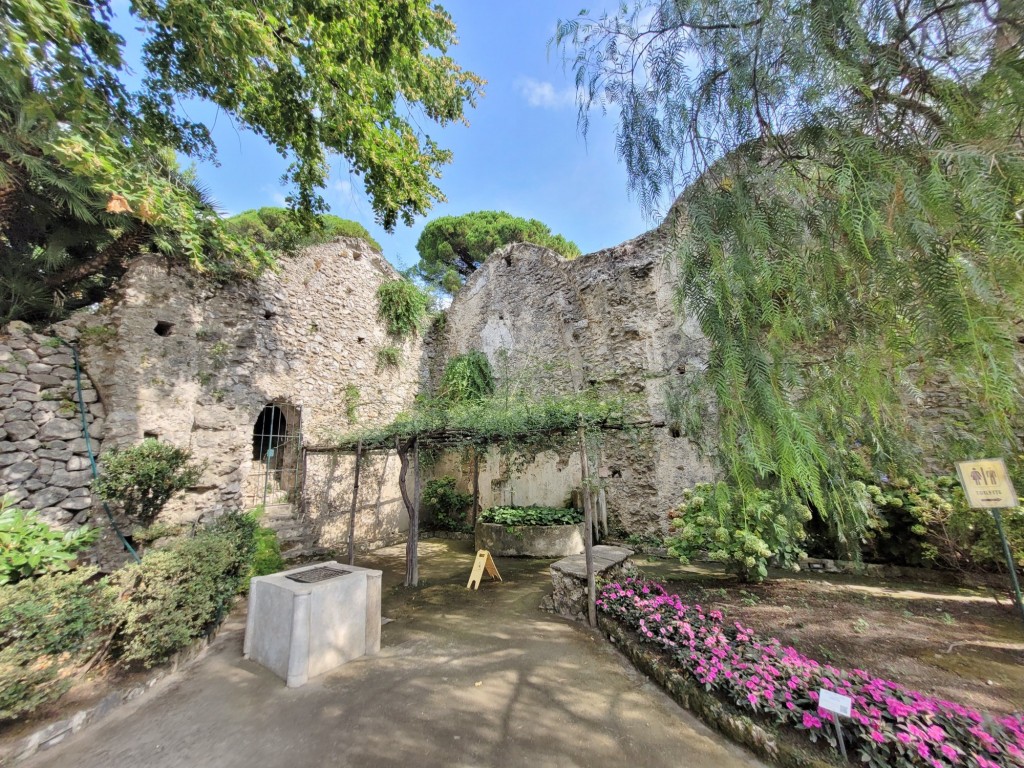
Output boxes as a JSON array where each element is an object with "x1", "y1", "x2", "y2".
[
  {"x1": 598, "y1": 577, "x2": 1023, "y2": 768},
  {"x1": 666, "y1": 483, "x2": 810, "y2": 582}
]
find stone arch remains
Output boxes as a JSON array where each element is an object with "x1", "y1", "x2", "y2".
[{"x1": 245, "y1": 402, "x2": 302, "y2": 509}]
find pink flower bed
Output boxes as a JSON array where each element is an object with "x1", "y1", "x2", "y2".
[{"x1": 598, "y1": 578, "x2": 1024, "y2": 768}]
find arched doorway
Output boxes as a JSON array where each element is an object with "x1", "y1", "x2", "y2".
[{"x1": 246, "y1": 402, "x2": 303, "y2": 508}]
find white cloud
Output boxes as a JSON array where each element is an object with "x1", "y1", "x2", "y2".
[
  {"x1": 271, "y1": 192, "x2": 287, "y2": 206},
  {"x1": 332, "y1": 179, "x2": 353, "y2": 196},
  {"x1": 515, "y1": 77, "x2": 578, "y2": 109}
]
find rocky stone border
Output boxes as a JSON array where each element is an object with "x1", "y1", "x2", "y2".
[
  {"x1": 475, "y1": 521, "x2": 584, "y2": 557},
  {"x1": 0, "y1": 322, "x2": 105, "y2": 529},
  {"x1": 599, "y1": 617, "x2": 837, "y2": 768},
  {"x1": 0, "y1": 611, "x2": 229, "y2": 766}
]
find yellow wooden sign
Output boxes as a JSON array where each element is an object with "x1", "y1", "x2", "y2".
[
  {"x1": 466, "y1": 549, "x2": 502, "y2": 590},
  {"x1": 955, "y1": 458, "x2": 1019, "y2": 509}
]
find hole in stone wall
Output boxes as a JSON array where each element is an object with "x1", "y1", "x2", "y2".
[
  {"x1": 154, "y1": 321, "x2": 174, "y2": 336},
  {"x1": 143, "y1": 431, "x2": 159, "y2": 441},
  {"x1": 668, "y1": 426, "x2": 682, "y2": 439},
  {"x1": 357, "y1": 336, "x2": 365, "y2": 344},
  {"x1": 264, "y1": 309, "x2": 276, "y2": 320}
]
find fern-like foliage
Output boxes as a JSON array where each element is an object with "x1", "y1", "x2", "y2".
[{"x1": 559, "y1": 0, "x2": 1024, "y2": 548}]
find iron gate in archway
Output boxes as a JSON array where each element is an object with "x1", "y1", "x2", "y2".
[{"x1": 246, "y1": 402, "x2": 303, "y2": 509}]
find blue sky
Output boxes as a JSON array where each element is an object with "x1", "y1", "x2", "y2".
[{"x1": 114, "y1": 2, "x2": 656, "y2": 271}]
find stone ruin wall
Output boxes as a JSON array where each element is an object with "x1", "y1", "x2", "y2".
[
  {"x1": 0, "y1": 237, "x2": 425, "y2": 558},
  {"x1": 0, "y1": 326, "x2": 105, "y2": 526},
  {"x1": 436, "y1": 227, "x2": 717, "y2": 538}
]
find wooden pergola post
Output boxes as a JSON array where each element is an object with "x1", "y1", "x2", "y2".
[
  {"x1": 471, "y1": 445, "x2": 480, "y2": 528},
  {"x1": 347, "y1": 439, "x2": 361, "y2": 565},
  {"x1": 577, "y1": 421, "x2": 596, "y2": 628}
]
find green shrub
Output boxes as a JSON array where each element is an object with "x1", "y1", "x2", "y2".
[
  {"x1": 422, "y1": 477, "x2": 473, "y2": 532},
  {"x1": 439, "y1": 351, "x2": 494, "y2": 404},
  {"x1": 112, "y1": 513, "x2": 256, "y2": 666},
  {"x1": 92, "y1": 439, "x2": 203, "y2": 525},
  {"x1": 861, "y1": 474, "x2": 1024, "y2": 572},
  {"x1": 0, "y1": 496, "x2": 98, "y2": 585},
  {"x1": 0, "y1": 568, "x2": 114, "y2": 721},
  {"x1": 376, "y1": 279, "x2": 431, "y2": 338},
  {"x1": 479, "y1": 505, "x2": 583, "y2": 527},
  {"x1": 666, "y1": 483, "x2": 810, "y2": 583},
  {"x1": 245, "y1": 507, "x2": 285, "y2": 583}
]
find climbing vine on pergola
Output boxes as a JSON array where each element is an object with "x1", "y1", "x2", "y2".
[{"x1": 317, "y1": 389, "x2": 658, "y2": 626}]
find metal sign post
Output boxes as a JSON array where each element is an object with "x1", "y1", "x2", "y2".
[{"x1": 955, "y1": 458, "x2": 1024, "y2": 623}]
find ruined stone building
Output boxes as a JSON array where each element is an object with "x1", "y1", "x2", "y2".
[{"x1": 1, "y1": 218, "x2": 721, "y2": 558}]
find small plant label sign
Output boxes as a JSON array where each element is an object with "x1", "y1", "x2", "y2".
[{"x1": 818, "y1": 689, "x2": 852, "y2": 717}]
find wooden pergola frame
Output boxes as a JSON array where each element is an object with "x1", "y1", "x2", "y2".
[{"x1": 306, "y1": 418, "x2": 664, "y2": 626}]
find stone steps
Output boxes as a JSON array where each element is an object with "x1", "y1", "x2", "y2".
[{"x1": 257, "y1": 501, "x2": 317, "y2": 561}]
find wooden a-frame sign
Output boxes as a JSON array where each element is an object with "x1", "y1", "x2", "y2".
[{"x1": 467, "y1": 549, "x2": 502, "y2": 590}]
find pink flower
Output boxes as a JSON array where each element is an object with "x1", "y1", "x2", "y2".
[
  {"x1": 802, "y1": 712, "x2": 822, "y2": 729},
  {"x1": 870, "y1": 730, "x2": 885, "y2": 744}
]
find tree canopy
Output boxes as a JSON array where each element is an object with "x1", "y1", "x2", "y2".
[
  {"x1": 558, "y1": 0, "x2": 1024, "y2": 547},
  {"x1": 224, "y1": 208, "x2": 382, "y2": 254},
  {"x1": 413, "y1": 210, "x2": 582, "y2": 294},
  {"x1": 1, "y1": 0, "x2": 481, "y2": 323}
]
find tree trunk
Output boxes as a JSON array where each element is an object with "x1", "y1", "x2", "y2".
[
  {"x1": 471, "y1": 446, "x2": 480, "y2": 528},
  {"x1": 347, "y1": 440, "x2": 361, "y2": 565},
  {"x1": 408, "y1": 441, "x2": 421, "y2": 586},
  {"x1": 396, "y1": 437, "x2": 420, "y2": 587},
  {"x1": 45, "y1": 223, "x2": 152, "y2": 290},
  {"x1": 578, "y1": 423, "x2": 596, "y2": 628}
]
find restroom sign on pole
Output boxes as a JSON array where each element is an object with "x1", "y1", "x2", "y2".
[{"x1": 955, "y1": 458, "x2": 1024, "y2": 622}]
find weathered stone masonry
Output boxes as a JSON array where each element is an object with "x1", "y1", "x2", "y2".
[
  {"x1": 0, "y1": 237, "x2": 425, "y2": 558},
  {"x1": 437, "y1": 228, "x2": 717, "y2": 538},
  {"x1": 0, "y1": 326, "x2": 105, "y2": 525}
]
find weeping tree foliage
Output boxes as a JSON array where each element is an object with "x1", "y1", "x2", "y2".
[
  {"x1": 558, "y1": 1, "x2": 1024, "y2": 547},
  {"x1": 1, "y1": 0, "x2": 481, "y2": 323}
]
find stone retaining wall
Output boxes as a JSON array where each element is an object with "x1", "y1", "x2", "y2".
[
  {"x1": 475, "y1": 521, "x2": 584, "y2": 558},
  {"x1": 0, "y1": 323, "x2": 104, "y2": 526}
]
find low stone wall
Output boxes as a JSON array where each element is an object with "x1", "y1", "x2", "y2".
[
  {"x1": 0, "y1": 323, "x2": 104, "y2": 527},
  {"x1": 549, "y1": 545, "x2": 636, "y2": 622},
  {"x1": 475, "y1": 521, "x2": 584, "y2": 557}
]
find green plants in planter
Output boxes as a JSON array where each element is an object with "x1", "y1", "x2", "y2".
[
  {"x1": 422, "y1": 476, "x2": 472, "y2": 532},
  {"x1": 92, "y1": 439, "x2": 203, "y2": 525},
  {"x1": 479, "y1": 505, "x2": 583, "y2": 528},
  {"x1": 0, "y1": 496, "x2": 98, "y2": 585},
  {"x1": 666, "y1": 483, "x2": 810, "y2": 583}
]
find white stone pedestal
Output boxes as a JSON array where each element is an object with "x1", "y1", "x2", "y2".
[{"x1": 243, "y1": 561, "x2": 382, "y2": 687}]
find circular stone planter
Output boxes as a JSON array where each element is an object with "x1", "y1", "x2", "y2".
[{"x1": 474, "y1": 521, "x2": 585, "y2": 557}]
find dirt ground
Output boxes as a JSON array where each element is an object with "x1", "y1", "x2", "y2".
[{"x1": 634, "y1": 556, "x2": 1024, "y2": 716}]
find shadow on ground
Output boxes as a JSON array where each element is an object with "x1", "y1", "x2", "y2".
[{"x1": 20, "y1": 540, "x2": 763, "y2": 768}]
